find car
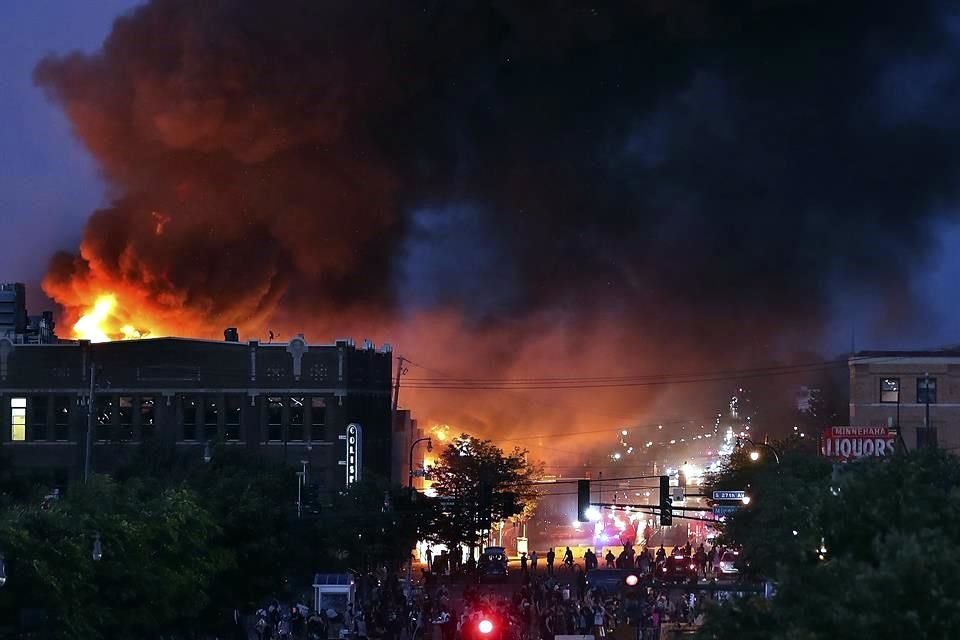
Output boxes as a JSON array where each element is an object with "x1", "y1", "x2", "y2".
[
  {"x1": 657, "y1": 550, "x2": 699, "y2": 583},
  {"x1": 717, "y1": 550, "x2": 740, "y2": 576},
  {"x1": 478, "y1": 546, "x2": 509, "y2": 580}
]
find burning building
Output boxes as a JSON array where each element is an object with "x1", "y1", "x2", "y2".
[{"x1": 0, "y1": 331, "x2": 392, "y2": 487}]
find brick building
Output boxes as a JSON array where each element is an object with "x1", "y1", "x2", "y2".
[
  {"x1": 0, "y1": 333, "x2": 393, "y2": 488},
  {"x1": 849, "y1": 350, "x2": 960, "y2": 451}
]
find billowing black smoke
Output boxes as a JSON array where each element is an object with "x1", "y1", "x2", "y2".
[{"x1": 32, "y1": 0, "x2": 960, "y2": 438}]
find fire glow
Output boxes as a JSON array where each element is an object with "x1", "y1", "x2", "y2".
[{"x1": 72, "y1": 294, "x2": 152, "y2": 343}]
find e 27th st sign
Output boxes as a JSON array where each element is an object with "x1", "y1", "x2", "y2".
[{"x1": 821, "y1": 426, "x2": 896, "y2": 460}]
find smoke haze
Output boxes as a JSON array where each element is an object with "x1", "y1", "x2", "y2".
[{"x1": 33, "y1": 0, "x2": 960, "y2": 449}]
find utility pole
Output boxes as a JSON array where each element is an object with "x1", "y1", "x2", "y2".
[
  {"x1": 83, "y1": 364, "x2": 96, "y2": 483},
  {"x1": 392, "y1": 355, "x2": 407, "y2": 414}
]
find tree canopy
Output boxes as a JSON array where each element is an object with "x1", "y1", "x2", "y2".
[
  {"x1": 698, "y1": 447, "x2": 960, "y2": 639},
  {"x1": 427, "y1": 435, "x2": 541, "y2": 550},
  {"x1": 0, "y1": 444, "x2": 429, "y2": 638}
]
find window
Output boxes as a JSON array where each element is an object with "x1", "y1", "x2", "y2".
[
  {"x1": 310, "y1": 397, "x2": 326, "y2": 441},
  {"x1": 289, "y1": 397, "x2": 305, "y2": 441},
  {"x1": 31, "y1": 396, "x2": 49, "y2": 441},
  {"x1": 880, "y1": 378, "x2": 899, "y2": 403},
  {"x1": 267, "y1": 397, "x2": 283, "y2": 441},
  {"x1": 204, "y1": 397, "x2": 219, "y2": 442},
  {"x1": 54, "y1": 396, "x2": 71, "y2": 441},
  {"x1": 917, "y1": 377, "x2": 937, "y2": 404},
  {"x1": 140, "y1": 397, "x2": 155, "y2": 437},
  {"x1": 10, "y1": 397, "x2": 26, "y2": 442},
  {"x1": 96, "y1": 397, "x2": 114, "y2": 442},
  {"x1": 182, "y1": 395, "x2": 198, "y2": 441},
  {"x1": 119, "y1": 396, "x2": 134, "y2": 441},
  {"x1": 225, "y1": 395, "x2": 242, "y2": 441}
]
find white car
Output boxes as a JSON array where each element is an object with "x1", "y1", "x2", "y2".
[{"x1": 718, "y1": 550, "x2": 740, "y2": 576}]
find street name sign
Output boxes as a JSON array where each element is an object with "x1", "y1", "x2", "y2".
[
  {"x1": 713, "y1": 490, "x2": 745, "y2": 501},
  {"x1": 713, "y1": 505, "x2": 739, "y2": 517}
]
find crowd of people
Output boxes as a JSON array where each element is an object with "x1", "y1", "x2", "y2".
[
  {"x1": 279, "y1": 540, "x2": 728, "y2": 640},
  {"x1": 517, "y1": 540, "x2": 727, "y2": 580},
  {"x1": 404, "y1": 569, "x2": 714, "y2": 640}
]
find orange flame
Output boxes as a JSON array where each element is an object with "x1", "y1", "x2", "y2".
[
  {"x1": 430, "y1": 424, "x2": 452, "y2": 442},
  {"x1": 72, "y1": 294, "x2": 153, "y2": 342}
]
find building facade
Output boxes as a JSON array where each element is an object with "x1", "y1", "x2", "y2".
[
  {"x1": 0, "y1": 334, "x2": 393, "y2": 488},
  {"x1": 0, "y1": 282, "x2": 57, "y2": 344},
  {"x1": 849, "y1": 350, "x2": 960, "y2": 451}
]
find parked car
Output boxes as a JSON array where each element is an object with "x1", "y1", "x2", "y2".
[{"x1": 478, "y1": 546, "x2": 509, "y2": 580}]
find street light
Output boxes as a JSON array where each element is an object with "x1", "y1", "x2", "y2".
[
  {"x1": 741, "y1": 495, "x2": 752, "y2": 505},
  {"x1": 738, "y1": 437, "x2": 781, "y2": 464},
  {"x1": 92, "y1": 532, "x2": 103, "y2": 562},
  {"x1": 296, "y1": 471, "x2": 305, "y2": 519},
  {"x1": 0, "y1": 552, "x2": 6, "y2": 587},
  {"x1": 203, "y1": 441, "x2": 212, "y2": 464},
  {"x1": 408, "y1": 437, "x2": 433, "y2": 489}
]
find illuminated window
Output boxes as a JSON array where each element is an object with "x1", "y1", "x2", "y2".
[
  {"x1": 880, "y1": 378, "x2": 899, "y2": 403},
  {"x1": 32, "y1": 396, "x2": 49, "y2": 441},
  {"x1": 917, "y1": 377, "x2": 937, "y2": 404},
  {"x1": 289, "y1": 397, "x2": 305, "y2": 441},
  {"x1": 11, "y1": 397, "x2": 26, "y2": 442},
  {"x1": 267, "y1": 397, "x2": 283, "y2": 441}
]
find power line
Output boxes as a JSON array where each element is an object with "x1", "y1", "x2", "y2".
[{"x1": 401, "y1": 354, "x2": 906, "y2": 390}]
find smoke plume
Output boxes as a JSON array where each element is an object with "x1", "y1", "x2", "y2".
[{"x1": 34, "y1": 1, "x2": 960, "y2": 451}]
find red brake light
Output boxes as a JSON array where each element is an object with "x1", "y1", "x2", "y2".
[{"x1": 478, "y1": 620, "x2": 494, "y2": 634}]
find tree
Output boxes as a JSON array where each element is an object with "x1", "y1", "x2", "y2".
[
  {"x1": 698, "y1": 449, "x2": 960, "y2": 639},
  {"x1": 315, "y1": 479, "x2": 431, "y2": 572},
  {"x1": 182, "y1": 448, "x2": 305, "y2": 610},
  {"x1": 0, "y1": 476, "x2": 224, "y2": 639},
  {"x1": 706, "y1": 439, "x2": 832, "y2": 578},
  {"x1": 427, "y1": 435, "x2": 541, "y2": 551}
]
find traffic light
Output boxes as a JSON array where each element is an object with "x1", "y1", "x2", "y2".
[
  {"x1": 659, "y1": 475, "x2": 672, "y2": 526},
  {"x1": 577, "y1": 479, "x2": 591, "y2": 522}
]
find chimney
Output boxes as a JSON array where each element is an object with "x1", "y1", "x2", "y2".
[{"x1": 224, "y1": 327, "x2": 239, "y2": 342}]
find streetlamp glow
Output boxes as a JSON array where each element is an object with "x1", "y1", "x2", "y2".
[
  {"x1": 749, "y1": 450, "x2": 760, "y2": 461},
  {"x1": 741, "y1": 495, "x2": 752, "y2": 505},
  {"x1": 585, "y1": 506, "x2": 602, "y2": 522},
  {"x1": 0, "y1": 552, "x2": 6, "y2": 587}
]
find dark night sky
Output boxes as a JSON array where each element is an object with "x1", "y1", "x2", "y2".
[{"x1": 2, "y1": 1, "x2": 960, "y2": 357}]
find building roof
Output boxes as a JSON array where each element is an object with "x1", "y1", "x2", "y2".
[{"x1": 852, "y1": 349, "x2": 960, "y2": 360}]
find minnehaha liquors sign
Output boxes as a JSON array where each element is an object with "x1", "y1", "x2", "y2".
[{"x1": 821, "y1": 426, "x2": 897, "y2": 460}]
